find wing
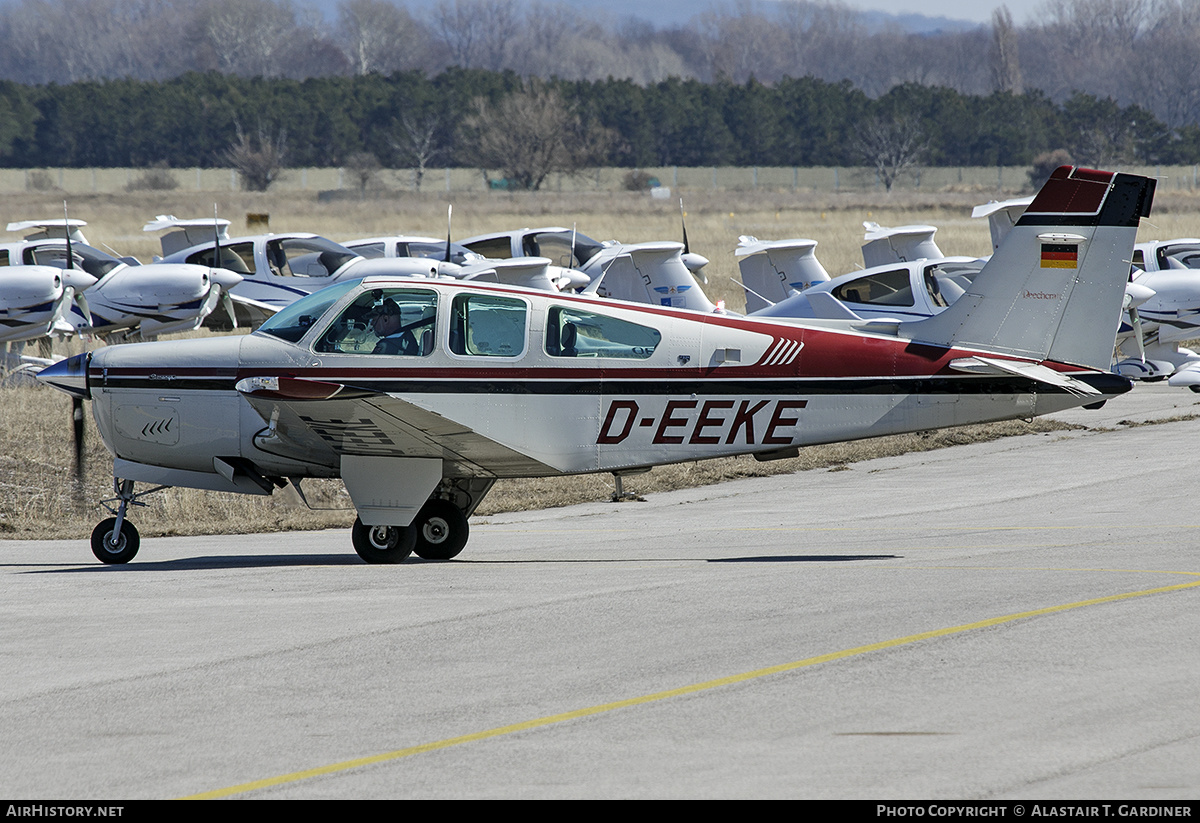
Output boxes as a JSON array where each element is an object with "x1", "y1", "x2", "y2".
[{"x1": 235, "y1": 376, "x2": 558, "y2": 477}]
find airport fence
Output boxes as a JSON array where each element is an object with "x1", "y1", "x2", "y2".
[{"x1": 2, "y1": 165, "x2": 1199, "y2": 196}]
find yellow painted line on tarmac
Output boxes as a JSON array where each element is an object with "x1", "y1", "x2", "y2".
[{"x1": 182, "y1": 573, "x2": 1200, "y2": 800}]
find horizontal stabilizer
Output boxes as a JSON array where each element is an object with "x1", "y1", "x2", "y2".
[{"x1": 949, "y1": 355, "x2": 1100, "y2": 396}]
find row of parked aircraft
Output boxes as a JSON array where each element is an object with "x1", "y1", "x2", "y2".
[
  {"x1": 0, "y1": 206, "x2": 713, "y2": 365},
  {"x1": 8, "y1": 191, "x2": 1200, "y2": 393},
  {"x1": 34, "y1": 165, "x2": 1166, "y2": 567}
]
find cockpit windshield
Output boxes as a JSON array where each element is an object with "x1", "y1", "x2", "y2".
[
  {"x1": 266, "y1": 237, "x2": 359, "y2": 278},
  {"x1": 23, "y1": 243, "x2": 123, "y2": 280},
  {"x1": 528, "y1": 231, "x2": 605, "y2": 267},
  {"x1": 256, "y1": 281, "x2": 358, "y2": 343}
]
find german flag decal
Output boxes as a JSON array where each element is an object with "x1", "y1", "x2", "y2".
[{"x1": 1041, "y1": 243, "x2": 1078, "y2": 268}]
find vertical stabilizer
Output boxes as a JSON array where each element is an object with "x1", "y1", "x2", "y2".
[
  {"x1": 861, "y1": 223, "x2": 943, "y2": 267},
  {"x1": 971, "y1": 196, "x2": 1034, "y2": 251},
  {"x1": 901, "y1": 167, "x2": 1155, "y2": 370},
  {"x1": 735, "y1": 237, "x2": 829, "y2": 313}
]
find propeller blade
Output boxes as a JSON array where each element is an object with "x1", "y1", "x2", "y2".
[
  {"x1": 445, "y1": 204, "x2": 453, "y2": 264},
  {"x1": 223, "y1": 291, "x2": 238, "y2": 329},
  {"x1": 63, "y1": 201, "x2": 74, "y2": 270},
  {"x1": 213, "y1": 203, "x2": 222, "y2": 268},
  {"x1": 1130, "y1": 306, "x2": 1146, "y2": 363},
  {"x1": 72, "y1": 288, "x2": 93, "y2": 329},
  {"x1": 72, "y1": 396, "x2": 85, "y2": 481},
  {"x1": 679, "y1": 198, "x2": 689, "y2": 254}
]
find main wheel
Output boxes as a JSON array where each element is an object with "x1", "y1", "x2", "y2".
[
  {"x1": 90, "y1": 517, "x2": 140, "y2": 564},
  {"x1": 412, "y1": 499, "x2": 469, "y2": 560},
  {"x1": 351, "y1": 517, "x2": 415, "y2": 564}
]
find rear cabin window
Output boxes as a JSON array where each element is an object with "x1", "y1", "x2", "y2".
[
  {"x1": 545, "y1": 306, "x2": 660, "y2": 359},
  {"x1": 449, "y1": 294, "x2": 527, "y2": 357}
]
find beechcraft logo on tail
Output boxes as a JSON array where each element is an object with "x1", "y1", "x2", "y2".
[{"x1": 1040, "y1": 243, "x2": 1078, "y2": 268}]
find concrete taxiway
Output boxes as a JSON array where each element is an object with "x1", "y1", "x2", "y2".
[{"x1": 3, "y1": 384, "x2": 1200, "y2": 799}]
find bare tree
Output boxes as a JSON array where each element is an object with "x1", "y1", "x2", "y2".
[
  {"x1": 196, "y1": 0, "x2": 301, "y2": 78},
  {"x1": 429, "y1": 0, "x2": 520, "y2": 71},
  {"x1": 337, "y1": 0, "x2": 430, "y2": 75},
  {"x1": 1126, "y1": 0, "x2": 1200, "y2": 128},
  {"x1": 1029, "y1": 148, "x2": 1073, "y2": 190},
  {"x1": 852, "y1": 115, "x2": 928, "y2": 193},
  {"x1": 990, "y1": 5, "x2": 1024, "y2": 94},
  {"x1": 458, "y1": 80, "x2": 614, "y2": 191},
  {"x1": 344, "y1": 151, "x2": 382, "y2": 193},
  {"x1": 223, "y1": 124, "x2": 288, "y2": 191},
  {"x1": 389, "y1": 112, "x2": 445, "y2": 191}
]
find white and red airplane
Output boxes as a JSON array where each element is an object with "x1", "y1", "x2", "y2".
[{"x1": 38, "y1": 166, "x2": 1155, "y2": 565}]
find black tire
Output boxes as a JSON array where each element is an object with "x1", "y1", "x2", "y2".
[
  {"x1": 412, "y1": 499, "x2": 469, "y2": 560},
  {"x1": 90, "y1": 517, "x2": 140, "y2": 564},
  {"x1": 351, "y1": 517, "x2": 415, "y2": 564}
]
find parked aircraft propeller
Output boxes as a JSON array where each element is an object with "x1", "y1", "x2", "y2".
[
  {"x1": 678, "y1": 198, "x2": 708, "y2": 283},
  {"x1": 60, "y1": 203, "x2": 94, "y2": 328}
]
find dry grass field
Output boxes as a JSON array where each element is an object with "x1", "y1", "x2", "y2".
[{"x1": 3, "y1": 184, "x2": 1198, "y2": 541}]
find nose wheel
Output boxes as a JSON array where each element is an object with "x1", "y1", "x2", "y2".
[{"x1": 91, "y1": 516, "x2": 140, "y2": 564}]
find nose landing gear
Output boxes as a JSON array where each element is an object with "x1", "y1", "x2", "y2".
[{"x1": 89, "y1": 478, "x2": 165, "y2": 564}]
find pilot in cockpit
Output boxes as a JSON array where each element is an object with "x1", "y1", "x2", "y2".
[{"x1": 370, "y1": 298, "x2": 419, "y2": 355}]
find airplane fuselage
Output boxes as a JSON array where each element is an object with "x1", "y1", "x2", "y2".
[{"x1": 75, "y1": 278, "x2": 1126, "y2": 491}]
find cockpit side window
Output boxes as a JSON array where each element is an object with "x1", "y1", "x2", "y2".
[
  {"x1": 315, "y1": 288, "x2": 438, "y2": 356},
  {"x1": 545, "y1": 306, "x2": 660, "y2": 359}
]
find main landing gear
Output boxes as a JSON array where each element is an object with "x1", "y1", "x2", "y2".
[{"x1": 351, "y1": 499, "x2": 470, "y2": 564}]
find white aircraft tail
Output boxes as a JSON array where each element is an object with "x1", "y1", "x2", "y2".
[
  {"x1": 971, "y1": 196, "x2": 1034, "y2": 251},
  {"x1": 902, "y1": 166, "x2": 1155, "y2": 371},
  {"x1": 861, "y1": 223, "x2": 943, "y2": 267},
  {"x1": 458, "y1": 257, "x2": 560, "y2": 292},
  {"x1": 7, "y1": 219, "x2": 89, "y2": 245},
  {"x1": 735, "y1": 237, "x2": 830, "y2": 313},
  {"x1": 587, "y1": 242, "x2": 716, "y2": 312},
  {"x1": 143, "y1": 215, "x2": 232, "y2": 257}
]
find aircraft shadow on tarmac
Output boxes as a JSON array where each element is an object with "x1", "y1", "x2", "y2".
[
  {"x1": 708, "y1": 554, "x2": 899, "y2": 563},
  {"x1": 20, "y1": 552, "x2": 901, "y2": 572}
]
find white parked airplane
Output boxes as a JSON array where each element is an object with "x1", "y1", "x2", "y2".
[
  {"x1": 0, "y1": 264, "x2": 94, "y2": 346},
  {"x1": 458, "y1": 227, "x2": 715, "y2": 310},
  {"x1": 2, "y1": 219, "x2": 242, "y2": 340},
  {"x1": 38, "y1": 166, "x2": 1155, "y2": 566},
  {"x1": 146, "y1": 216, "x2": 433, "y2": 327}
]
